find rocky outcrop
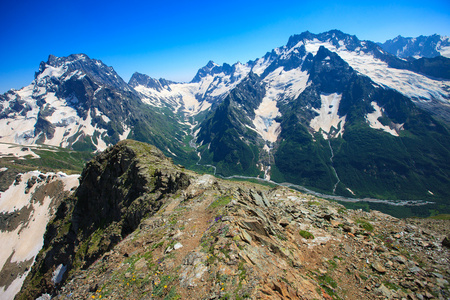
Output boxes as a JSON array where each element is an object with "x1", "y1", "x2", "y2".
[
  {"x1": 17, "y1": 140, "x2": 450, "y2": 300},
  {"x1": 15, "y1": 140, "x2": 190, "y2": 299}
]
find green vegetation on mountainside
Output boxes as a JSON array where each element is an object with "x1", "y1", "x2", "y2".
[
  {"x1": 272, "y1": 114, "x2": 336, "y2": 193},
  {"x1": 195, "y1": 74, "x2": 266, "y2": 177},
  {"x1": 333, "y1": 112, "x2": 450, "y2": 200},
  {"x1": 0, "y1": 144, "x2": 93, "y2": 191},
  {"x1": 0, "y1": 145, "x2": 93, "y2": 174}
]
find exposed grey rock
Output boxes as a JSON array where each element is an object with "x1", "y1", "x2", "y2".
[
  {"x1": 251, "y1": 191, "x2": 266, "y2": 207},
  {"x1": 35, "y1": 294, "x2": 52, "y2": 300},
  {"x1": 240, "y1": 229, "x2": 252, "y2": 244},
  {"x1": 392, "y1": 255, "x2": 407, "y2": 264},
  {"x1": 375, "y1": 283, "x2": 392, "y2": 298},
  {"x1": 51, "y1": 264, "x2": 67, "y2": 285},
  {"x1": 372, "y1": 261, "x2": 387, "y2": 273},
  {"x1": 435, "y1": 277, "x2": 449, "y2": 287},
  {"x1": 442, "y1": 235, "x2": 450, "y2": 248}
]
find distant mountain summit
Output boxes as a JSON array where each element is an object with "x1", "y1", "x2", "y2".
[
  {"x1": 128, "y1": 72, "x2": 175, "y2": 92},
  {"x1": 0, "y1": 53, "x2": 183, "y2": 153},
  {"x1": 379, "y1": 34, "x2": 450, "y2": 59},
  {"x1": 41, "y1": 53, "x2": 133, "y2": 91},
  {"x1": 191, "y1": 60, "x2": 232, "y2": 83}
]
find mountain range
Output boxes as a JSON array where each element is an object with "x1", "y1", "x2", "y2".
[
  {"x1": 1, "y1": 30, "x2": 450, "y2": 300},
  {"x1": 378, "y1": 34, "x2": 450, "y2": 59},
  {"x1": 1, "y1": 30, "x2": 450, "y2": 210}
]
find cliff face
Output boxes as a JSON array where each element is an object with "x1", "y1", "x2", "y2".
[{"x1": 18, "y1": 140, "x2": 450, "y2": 300}]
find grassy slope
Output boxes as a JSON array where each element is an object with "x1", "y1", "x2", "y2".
[{"x1": 0, "y1": 145, "x2": 93, "y2": 191}]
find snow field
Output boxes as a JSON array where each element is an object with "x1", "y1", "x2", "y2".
[
  {"x1": 251, "y1": 67, "x2": 309, "y2": 143},
  {"x1": 0, "y1": 143, "x2": 41, "y2": 159},
  {"x1": 365, "y1": 102, "x2": 402, "y2": 136},
  {"x1": 0, "y1": 171, "x2": 79, "y2": 299},
  {"x1": 302, "y1": 39, "x2": 450, "y2": 104},
  {"x1": 309, "y1": 93, "x2": 346, "y2": 139}
]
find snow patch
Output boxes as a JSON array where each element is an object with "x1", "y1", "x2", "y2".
[
  {"x1": 136, "y1": 82, "x2": 214, "y2": 116},
  {"x1": 0, "y1": 171, "x2": 79, "y2": 299},
  {"x1": 341, "y1": 51, "x2": 449, "y2": 103},
  {"x1": 304, "y1": 39, "x2": 332, "y2": 55},
  {"x1": 0, "y1": 143, "x2": 40, "y2": 159},
  {"x1": 119, "y1": 125, "x2": 131, "y2": 141},
  {"x1": 166, "y1": 147, "x2": 177, "y2": 157},
  {"x1": 365, "y1": 102, "x2": 402, "y2": 136},
  {"x1": 251, "y1": 66, "x2": 309, "y2": 142},
  {"x1": 252, "y1": 93, "x2": 281, "y2": 143},
  {"x1": 309, "y1": 93, "x2": 346, "y2": 139},
  {"x1": 37, "y1": 65, "x2": 66, "y2": 80},
  {"x1": 252, "y1": 56, "x2": 272, "y2": 76},
  {"x1": 439, "y1": 45, "x2": 450, "y2": 58},
  {"x1": 51, "y1": 264, "x2": 67, "y2": 285},
  {"x1": 0, "y1": 274, "x2": 28, "y2": 300},
  {"x1": 263, "y1": 67, "x2": 309, "y2": 101},
  {"x1": 346, "y1": 188, "x2": 356, "y2": 196}
]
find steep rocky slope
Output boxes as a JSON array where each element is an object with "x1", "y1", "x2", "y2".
[{"x1": 17, "y1": 140, "x2": 450, "y2": 300}]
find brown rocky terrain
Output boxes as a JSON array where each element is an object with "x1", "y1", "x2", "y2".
[{"x1": 16, "y1": 140, "x2": 450, "y2": 300}]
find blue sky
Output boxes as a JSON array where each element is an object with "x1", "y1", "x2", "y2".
[{"x1": 0, "y1": 0, "x2": 449, "y2": 93}]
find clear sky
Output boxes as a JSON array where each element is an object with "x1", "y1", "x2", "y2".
[{"x1": 1, "y1": 0, "x2": 449, "y2": 93}]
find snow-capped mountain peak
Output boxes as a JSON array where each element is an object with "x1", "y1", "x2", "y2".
[
  {"x1": 131, "y1": 60, "x2": 254, "y2": 117},
  {"x1": 268, "y1": 31, "x2": 450, "y2": 121},
  {"x1": 191, "y1": 60, "x2": 234, "y2": 83},
  {"x1": 286, "y1": 30, "x2": 362, "y2": 52},
  {"x1": 0, "y1": 54, "x2": 142, "y2": 150},
  {"x1": 379, "y1": 34, "x2": 450, "y2": 59},
  {"x1": 35, "y1": 54, "x2": 131, "y2": 92}
]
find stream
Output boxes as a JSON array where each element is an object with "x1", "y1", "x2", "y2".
[
  {"x1": 189, "y1": 122, "x2": 217, "y2": 175},
  {"x1": 328, "y1": 139, "x2": 340, "y2": 194}
]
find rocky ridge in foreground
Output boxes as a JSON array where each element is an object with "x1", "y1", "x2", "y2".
[{"x1": 18, "y1": 140, "x2": 450, "y2": 300}]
